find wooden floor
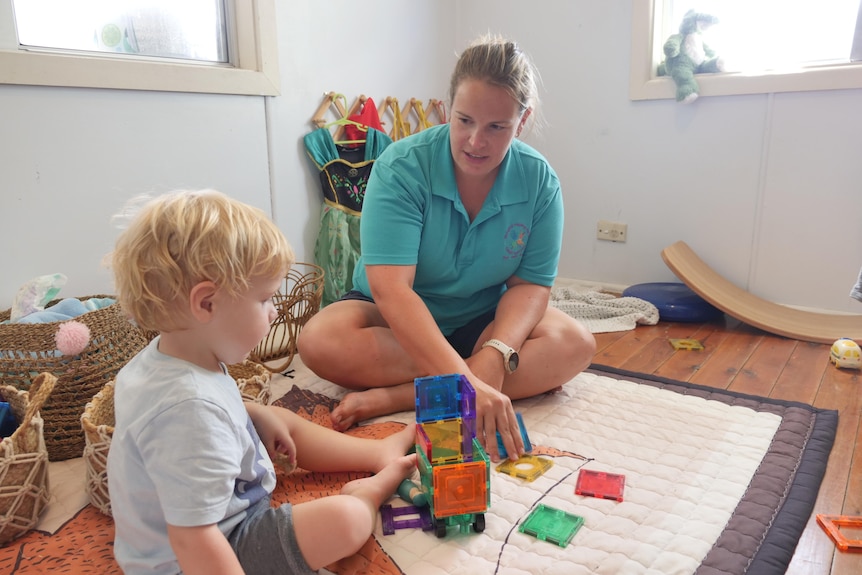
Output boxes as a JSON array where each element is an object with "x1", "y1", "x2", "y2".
[{"x1": 591, "y1": 315, "x2": 861, "y2": 575}]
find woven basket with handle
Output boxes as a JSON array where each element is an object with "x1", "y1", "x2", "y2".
[
  {"x1": 0, "y1": 373, "x2": 57, "y2": 545},
  {"x1": 250, "y1": 263, "x2": 324, "y2": 373}
]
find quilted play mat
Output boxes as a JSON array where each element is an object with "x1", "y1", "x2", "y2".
[{"x1": 0, "y1": 363, "x2": 837, "y2": 575}]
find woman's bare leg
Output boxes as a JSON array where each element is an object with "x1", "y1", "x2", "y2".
[
  {"x1": 330, "y1": 382, "x2": 415, "y2": 431},
  {"x1": 471, "y1": 307, "x2": 595, "y2": 399},
  {"x1": 299, "y1": 301, "x2": 595, "y2": 429},
  {"x1": 297, "y1": 300, "x2": 419, "y2": 389}
]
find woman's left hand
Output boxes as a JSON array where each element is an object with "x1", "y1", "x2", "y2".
[{"x1": 469, "y1": 377, "x2": 524, "y2": 462}]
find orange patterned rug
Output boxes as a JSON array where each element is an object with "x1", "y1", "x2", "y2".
[{"x1": 0, "y1": 385, "x2": 414, "y2": 575}]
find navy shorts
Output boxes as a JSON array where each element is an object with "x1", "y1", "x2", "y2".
[{"x1": 339, "y1": 290, "x2": 495, "y2": 358}]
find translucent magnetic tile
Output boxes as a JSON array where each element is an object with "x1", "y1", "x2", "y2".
[
  {"x1": 432, "y1": 460, "x2": 488, "y2": 517},
  {"x1": 669, "y1": 338, "x2": 704, "y2": 351},
  {"x1": 519, "y1": 504, "x2": 584, "y2": 547},
  {"x1": 495, "y1": 454, "x2": 553, "y2": 482},
  {"x1": 420, "y1": 419, "x2": 464, "y2": 463},
  {"x1": 496, "y1": 412, "x2": 533, "y2": 459},
  {"x1": 575, "y1": 469, "x2": 625, "y2": 502},
  {"x1": 414, "y1": 374, "x2": 463, "y2": 422},
  {"x1": 816, "y1": 514, "x2": 862, "y2": 552}
]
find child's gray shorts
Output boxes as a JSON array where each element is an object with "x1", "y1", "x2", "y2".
[{"x1": 229, "y1": 497, "x2": 316, "y2": 575}]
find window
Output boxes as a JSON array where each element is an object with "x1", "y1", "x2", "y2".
[
  {"x1": 630, "y1": 1, "x2": 862, "y2": 100},
  {"x1": 0, "y1": 0, "x2": 279, "y2": 95}
]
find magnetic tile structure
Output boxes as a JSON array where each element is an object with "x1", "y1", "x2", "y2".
[{"x1": 414, "y1": 373, "x2": 491, "y2": 537}]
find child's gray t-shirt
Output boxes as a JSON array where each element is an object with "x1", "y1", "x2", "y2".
[{"x1": 108, "y1": 338, "x2": 275, "y2": 575}]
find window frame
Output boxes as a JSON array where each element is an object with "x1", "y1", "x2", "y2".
[
  {"x1": 0, "y1": 0, "x2": 279, "y2": 96},
  {"x1": 630, "y1": 1, "x2": 862, "y2": 101}
]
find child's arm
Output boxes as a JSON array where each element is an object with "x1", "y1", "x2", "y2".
[
  {"x1": 167, "y1": 523, "x2": 243, "y2": 575},
  {"x1": 245, "y1": 402, "x2": 297, "y2": 469}
]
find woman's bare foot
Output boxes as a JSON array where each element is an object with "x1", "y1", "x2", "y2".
[
  {"x1": 331, "y1": 385, "x2": 413, "y2": 431},
  {"x1": 341, "y1": 453, "x2": 418, "y2": 511}
]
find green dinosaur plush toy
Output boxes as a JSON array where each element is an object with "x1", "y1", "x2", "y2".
[{"x1": 657, "y1": 10, "x2": 725, "y2": 103}]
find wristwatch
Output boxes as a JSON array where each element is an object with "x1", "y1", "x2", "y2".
[{"x1": 482, "y1": 339, "x2": 520, "y2": 374}]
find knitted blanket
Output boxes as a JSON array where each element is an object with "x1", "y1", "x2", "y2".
[{"x1": 549, "y1": 287, "x2": 659, "y2": 333}]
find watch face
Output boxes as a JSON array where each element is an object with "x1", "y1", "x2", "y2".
[{"x1": 508, "y1": 351, "x2": 520, "y2": 372}]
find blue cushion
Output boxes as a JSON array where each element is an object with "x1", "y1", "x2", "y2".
[{"x1": 622, "y1": 282, "x2": 723, "y2": 322}]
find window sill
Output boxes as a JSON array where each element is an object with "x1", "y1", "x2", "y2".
[
  {"x1": 631, "y1": 63, "x2": 862, "y2": 101},
  {"x1": 629, "y1": 1, "x2": 862, "y2": 101},
  {"x1": 0, "y1": 49, "x2": 280, "y2": 95}
]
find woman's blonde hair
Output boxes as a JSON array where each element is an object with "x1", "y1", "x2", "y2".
[
  {"x1": 449, "y1": 33, "x2": 541, "y2": 117},
  {"x1": 109, "y1": 189, "x2": 294, "y2": 332}
]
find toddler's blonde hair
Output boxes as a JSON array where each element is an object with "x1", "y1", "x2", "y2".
[{"x1": 109, "y1": 189, "x2": 294, "y2": 333}]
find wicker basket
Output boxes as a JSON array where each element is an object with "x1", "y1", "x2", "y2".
[
  {"x1": 81, "y1": 360, "x2": 272, "y2": 517},
  {"x1": 0, "y1": 296, "x2": 151, "y2": 461},
  {"x1": 250, "y1": 263, "x2": 324, "y2": 373},
  {"x1": 0, "y1": 373, "x2": 56, "y2": 545},
  {"x1": 228, "y1": 360, "x2": 272, "y2": 405}
]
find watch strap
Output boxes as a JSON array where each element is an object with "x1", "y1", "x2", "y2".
[{"x1": 482, "y1": 339, "x2": 514, "y2": 356}]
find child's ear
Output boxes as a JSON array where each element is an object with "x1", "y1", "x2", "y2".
[{"x1": 188, "y1": 281, "x2": 218, "y2": 322}]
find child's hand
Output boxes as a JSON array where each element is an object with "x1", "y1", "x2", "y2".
[{"x1": 245, "y1": 403, "x2": 297, "y2": 469}]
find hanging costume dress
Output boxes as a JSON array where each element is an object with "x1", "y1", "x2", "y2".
[{"x1": 303, "y1": 127, "x2": 393, "y2": 307}]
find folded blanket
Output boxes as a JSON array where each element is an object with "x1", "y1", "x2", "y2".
[
  {"x1": 14, "y1": 297, "x2": 116, "y2": 324},
  {"x1": 549, "y1": 287, "x2": 659, "y2": 333}
]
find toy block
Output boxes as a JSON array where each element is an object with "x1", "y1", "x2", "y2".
[
  {"x1": 432, "y1": 459, "x2": 488, "y2": 517},
  {"x1": 380, "y1": 504, "x2": 433, "y2": 535},
  {"x1": 496, "y1": 412, "x2": 533, "y2": 458},
  {"x1": 816, "y1": 514, "x2": 862, "y2": 552},
  {"x1": 415, "y1": 374, "x2": 470, "y2": 423},
  {"x1": 575, "y1": 469, "x2": 626, "y2": 502},
  {"x1": 519, "y1": 504, "x2": 584, "y2": 547},
  {"x1": 495, "y1": 454, "x2": 553, "y2": 482}
]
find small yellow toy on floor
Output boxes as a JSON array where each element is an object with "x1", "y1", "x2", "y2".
[{"x1": 830, "y1": 338, "x2": 862, "y2": 369}]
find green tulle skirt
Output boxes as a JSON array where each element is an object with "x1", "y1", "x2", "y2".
[{"x1": 314, "y1": 203, "x2": 361, "y2": 307}]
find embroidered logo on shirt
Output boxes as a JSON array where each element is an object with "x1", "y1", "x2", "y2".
[{"x1": 504, "y1": 223, "x2": 530, "y2": 259}]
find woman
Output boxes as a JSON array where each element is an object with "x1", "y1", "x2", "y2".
[{"x1": 297, "y1": 34, "x2": 595, "y2": 462}]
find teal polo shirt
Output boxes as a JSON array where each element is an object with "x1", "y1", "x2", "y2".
[{"x1": 352, "y1": 123, "x2": 563, "y2": 335}]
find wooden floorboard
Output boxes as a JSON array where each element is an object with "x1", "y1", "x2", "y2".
[{"x1": 592, "y1": 318, "x2": 861, "y2": 575}]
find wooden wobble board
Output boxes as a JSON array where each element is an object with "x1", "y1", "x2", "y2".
[{"x1": 661, "y1": 241, "x2": 862, "y2": 345}]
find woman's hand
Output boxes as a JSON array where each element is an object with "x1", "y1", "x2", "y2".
[
  {"x1": 469, "y1": 377, "x2": 524, "y2": 462},
  {"x1": 245, "y1": 403, "x2": 297, "y2": 469}
]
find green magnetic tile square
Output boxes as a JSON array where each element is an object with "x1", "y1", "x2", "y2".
[{"x1": 519, "y1": 504, "x2": 584, "y2": 547}]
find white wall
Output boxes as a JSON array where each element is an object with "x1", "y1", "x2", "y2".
[
  {"x1": 458, "y1": 0, "x2": 862, "y2": 314},
  {"x1": 0, "y1": 86, "x2": 272, "y2": 303},
  {"x1": 1, "y1": 0, "x2": 859, "y2": 315},
  {"x1": 268, "y1": 0, "x2": 455, "y2": 265}
]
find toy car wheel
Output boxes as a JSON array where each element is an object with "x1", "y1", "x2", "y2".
[
  {"x1": 435, "y1": 518, "x2": 447, "y2": 538},
  {"x1": 474, "y1": 513, "x2": 486, "y2": 533}
]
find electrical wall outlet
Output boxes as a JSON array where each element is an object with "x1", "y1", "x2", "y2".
[{"x1": 596, "y1": 220, "x2": 627, "y2": 242}]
